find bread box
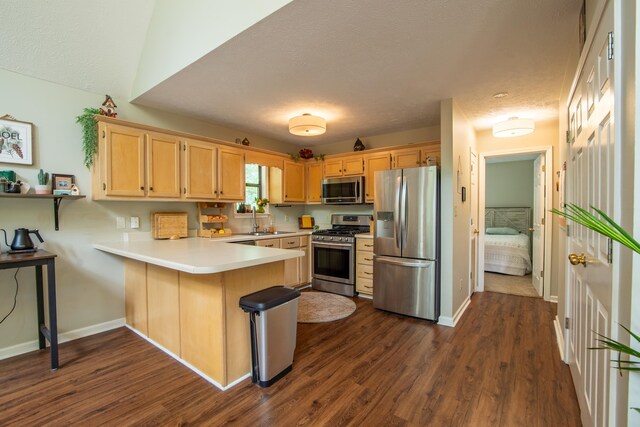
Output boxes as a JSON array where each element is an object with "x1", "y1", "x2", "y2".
[{"x1": 151, "y1": 212, "x2": 188, "y2": 239}]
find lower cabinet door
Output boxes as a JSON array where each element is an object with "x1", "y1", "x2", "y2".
[{"x1": 283, "y1": 257, "x2": 299, "y2": 286}]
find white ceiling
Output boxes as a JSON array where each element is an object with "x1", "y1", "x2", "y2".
[{"x1": 0, "y1": 0, "x2": 581, "y2": 146}]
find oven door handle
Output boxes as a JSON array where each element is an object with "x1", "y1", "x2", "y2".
[{"x1": 312, "y1": 241, "x2": 354, "y2": 249}]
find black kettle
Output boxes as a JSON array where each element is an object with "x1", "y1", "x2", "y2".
[{"x1": 1, "y1": 228, "x2": 44, "y2": 252}]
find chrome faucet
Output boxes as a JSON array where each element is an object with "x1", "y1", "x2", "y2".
[{"x1": 251, "y1": 208, "x2": 259, "y2": 233}]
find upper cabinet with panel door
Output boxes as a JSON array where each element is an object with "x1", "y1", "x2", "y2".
[
  {"x1": 283, "y1": 160, "x2": 305, "y2": 202},
  {"x1": 364, "y1": 153, "x2": 391, "y2": 202},
  {"x1": 147, "y1": 131, "x2": 182, "y2": 198},
  {"x1": 305, "y1": 161, "x2": 323, "y2": 204},
  {"x1": 323, "y1": 156, "x2": 364, "y2": 177},
  {"x1": 216, "y1": 146, "x2": 245, "y2": 201},
  {"x1": 391, "y1": 144, "x2": 440, "y2": 169}
]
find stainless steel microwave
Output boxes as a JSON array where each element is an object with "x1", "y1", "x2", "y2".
[{"x1": 322, "y1": 176, "x2": 365, "y2": 204}]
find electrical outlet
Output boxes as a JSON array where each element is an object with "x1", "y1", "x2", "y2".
[
  {"x1": 130, "y1": 216, "x2": 140, "y2": 229},
  {"x1": 284, "y1": 215, "x2": 289, "y2": 222},
  {"x1": 116, "y1": 217, "x2": 125, "y2": 229}
]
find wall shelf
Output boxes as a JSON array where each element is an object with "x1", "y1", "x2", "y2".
[{"x1": 0, "y1": 193, "x2": 86, "y2": 231}]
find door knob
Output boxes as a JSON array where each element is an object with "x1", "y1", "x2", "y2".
[
  {"x1": 473, "y1": 229, "x2": 480, "y2": 234},
  {"x1": 528, "y1": 227, "x2": 535, "y2": 232},
  {"x1": 568, "y1": 253, "x2": 587, "y2": 267}
]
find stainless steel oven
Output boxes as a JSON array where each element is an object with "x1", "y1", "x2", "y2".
[{"x1": 311, "y1": 214, "x2": 371, "y2": 297}]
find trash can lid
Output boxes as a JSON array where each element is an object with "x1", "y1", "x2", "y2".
[{"x1": 239, "y1": 286, "x2": 301, "y2": 312}]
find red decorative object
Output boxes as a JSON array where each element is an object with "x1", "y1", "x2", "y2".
[
  {"x1": 99, "y1": 95, "x2": 118, "y2": 118},
  {"x1": 299, "y1": 148, "x2": 313, "y2": 159}
]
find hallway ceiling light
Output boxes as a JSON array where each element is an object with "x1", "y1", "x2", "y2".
[
  {"x1": 289, "y1": 113, "x2": 326, "y2": 136},
  {"x1": 492, "y1": 117, "x2": 535, "y2": 138}
]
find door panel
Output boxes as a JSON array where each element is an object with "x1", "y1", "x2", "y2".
[
  {"x1": 402, "y1": 167, "x2": 437, "y2": 260},
  {"x1": 104, "y1": 124, "x2": 145, "y2": 196},
  {"x1": 469, "y1": 149, "x2": 478, "y2": 294},
  {"x1": 184, "y1": 139, "x2": 216, "y2": 199},
  {"x1": 566, "y1": 3, "x2": 613, "y2": 425},
  {"x1": 374, "y1": 169, "x2": 402, "y2": 258},
  {"x1": 147, "y1": 132, "x2": 181, "y2": 198},
  {"x1": 532, "y1": 155, "x2": 544, "y2": 296},
  {"x1": 217, "y1": 147, "x2": 245, "y2": 200},
  {"x1": 365, "y1": 154, "x2": 391, "y2": 202}
]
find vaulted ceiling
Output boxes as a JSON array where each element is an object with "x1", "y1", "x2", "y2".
[{"x1": 0, "y1": 0, "x2": 581, "y2": 146}]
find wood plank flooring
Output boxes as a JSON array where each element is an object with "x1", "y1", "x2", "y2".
[{"x1": 0, "y1": 292, "x2": 581, "y2": 426}]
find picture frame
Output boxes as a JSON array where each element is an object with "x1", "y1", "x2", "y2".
[
  {"x1": 0, "y1": 115, "x2": 33, "y2": 165},
  {"x1": 52, "y1": 174, "x2": 75, "y2": 191}
]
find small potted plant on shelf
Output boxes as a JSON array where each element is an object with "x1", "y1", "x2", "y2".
[
  {"x1": 255, "y1": 198, "x2": 269, "y2": 213},
  {"x1": 35, "y1": 169, "x2": 51, "y2": 194}
]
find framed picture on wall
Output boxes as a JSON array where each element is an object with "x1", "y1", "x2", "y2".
[
  {"x1": 0, "y1": 115, "x2": 33, "y2": 165},
  {"x1": 52, "y1": 174, "x2": 75, "y2": 194}
]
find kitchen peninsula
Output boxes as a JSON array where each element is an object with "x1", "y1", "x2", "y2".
[{"x1": 94, "y1": 238, "x2": 303, "y2": 389}]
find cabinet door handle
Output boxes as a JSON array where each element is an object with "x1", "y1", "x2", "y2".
[
  {"x1": 364, "y1": 244, "x2": 373, "y2": 248},
  {"x1": 150, "y1": 186, "x2": 153, "y2": 191},
  {"x1": 364, "y1": 271, "x2": 373, "y2": 275},
  {"x1": 183, "y1": 188, "x2": 186, "y2": 194},
  {"x1": 102, "y1": 183, "x2": 106, "y2": 190},
  {"x1": 220, "y1": 191, "x2": 223, "y2": 194},
  {"x1": 140, "y1": 186, "x2": 144, "y2": 190},
  {"x1": 364, "y1": 257, "x2": 373, "y2": 261},
  {"x1": 265, "y1": 244, "x2": 274, "y2": 247},
  {"x1": 102, "y1": 130, "x2": 105, "y2": 138},
  {"x1": 364, "y1": 285, "x2": 373, "y2": 289}
]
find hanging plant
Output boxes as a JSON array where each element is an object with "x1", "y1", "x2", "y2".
[{"x1": 76, "y1": 107, "x2": 101, "y2": 169}]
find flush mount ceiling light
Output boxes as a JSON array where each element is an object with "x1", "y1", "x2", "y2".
[
  {"x1": 492, "y1": 92, "x2": 509, "y2": 99},
  {"x1": 492, "y1": 117, "x2": 535, "y2": 138},
  {"x1": 289, "y1": 113, "x2": 326, "y2": 136}
]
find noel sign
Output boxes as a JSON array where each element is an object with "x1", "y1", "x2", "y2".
[{"x1": 0, "y1": 115, "x2": 33, "y2": 165}]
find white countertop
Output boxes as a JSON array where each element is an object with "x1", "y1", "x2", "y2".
[
  {"x1": 94, "y1": 238, "x2": 304, "y2": 274},
  {"x1": 207, "y1": 230, "x2": 312, "y2": 243},
  {"x1": 356, "y1": 233, "x2": 373, "y2": 239}
]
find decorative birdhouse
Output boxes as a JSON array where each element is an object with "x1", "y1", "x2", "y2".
[{"x1": 99, "y1": 95, "x2": 118, "y2": 118}]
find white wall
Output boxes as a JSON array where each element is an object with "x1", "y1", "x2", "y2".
[
  {"x1": 485, "y1": 160, "x2": 534, "y2": 209},
  {"x1": 132, "y1": 0, "x2": 293, "y2": 98},
  {"x1": 439, "y1": 99, "x2": 476, "y2": 325},
  {"x1": 0, "y1": 69, "x2": 298, "y2": 353},
  {"x1": 317, "y1": 125, "x2": 440, "y2": 156}
]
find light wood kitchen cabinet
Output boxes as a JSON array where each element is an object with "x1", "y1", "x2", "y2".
[
  {"x1": 217, "y1": 147, "x2": 245, "y2": 201},
  {"x1": 147, "y1": 132, "x2": 181, "y2": 198},
  {"x1": 99, "y1": 122, "x2": 146, "y2": 197},
  {"x1": 324, "y1": 156, "x2": 364, "y2": 177},
  {"x1": 278, "y1": 235, "x2": 310, "y2": 287},
  {"x1": 364, "y1": 153, "x2": 391, "y2": 202},
  {"x1": 391, "y1": 147, "x2": 422, "y2": 169},
  {"x1": 256, "y1": 238, "x2": 281, "y2": 248},
  {"x1": 306, "y1": 161, "x2": 323, "y2": 203},
  {"x1": 391, "y1": 145, "x2": 440, "y2": 169},
  {"x1": 356, "y1": 238, "x2": 375, "y2": 296},
  {"x1": 183, "y1": 138, "x2": 216, "y2": 199},
  {"x1": 283, "y1": 160, "x2": 305, "y2": 202}
]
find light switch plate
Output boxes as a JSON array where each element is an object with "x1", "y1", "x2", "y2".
[
  {"x1": 116, "y1": 217, "x2": 125, "y2": 229},
  {"x1": 130, "y1": 216, "x2": 140, "y2": 229}
]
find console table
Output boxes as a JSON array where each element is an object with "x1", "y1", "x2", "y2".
[{"x1": 0, "y1": 250, "x2": 58, "y2": 370}]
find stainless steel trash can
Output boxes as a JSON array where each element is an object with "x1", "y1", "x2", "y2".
[{"x1": 239, "y1": 286, "x2": 300, "y2": 387}]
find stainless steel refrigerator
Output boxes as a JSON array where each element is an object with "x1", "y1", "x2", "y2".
[{"x1": 373, "y1": 166, "x2": 439, "y2": 321}]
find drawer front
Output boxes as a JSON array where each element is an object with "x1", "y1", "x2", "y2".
[
  {"x1": 299, "y1": 235, "x2": 310, "y2": 246},
  {"x1": 356, "y1": 277, "x2": 373, "y2": 294},
  {"x1": 281, "y1": 236, "x2": 301, "y2": 249},
  {"x1": 356, "y1": 239, "x2": 374, "y2": 252},
  {"x1": 357, "y1": 251, "x2": 374, "y2": 265},
  {"x1": 256, "y1": 238, "x2": 281, "y2": 248},
  {"x1": 357, "y1": 263, "x2": 374, "y2": 279}
]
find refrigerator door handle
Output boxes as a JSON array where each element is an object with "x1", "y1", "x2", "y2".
[
  {"x1": 394, "y1": 176, "x2": 402, "y2": 249},
  {"x1": 374, "y1": 255, "x2": 432, "y2": 268},
  {"x1": 401, "y1": 175, "x2": 408, "y2": 248}
]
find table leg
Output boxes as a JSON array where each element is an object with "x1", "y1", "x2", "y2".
[
  {"x1": 35, "y1": 265, "x2": 45, "y2": 350},
  {"x1": 46, "y1": 259, "x2": 58, "y2": 371}
]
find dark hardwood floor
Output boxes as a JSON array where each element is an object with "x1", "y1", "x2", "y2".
[{"x1": 0, "y1": 292, "x2": 581, "y2": 426}]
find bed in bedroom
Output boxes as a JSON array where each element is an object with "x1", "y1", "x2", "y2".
[{"x1": 484, "y1": 207, "x2": 532, "y2": 276}]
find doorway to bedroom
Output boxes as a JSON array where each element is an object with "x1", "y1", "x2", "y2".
[{"x1": 478, "y1": 148, "x2": 551, "y2": 299}]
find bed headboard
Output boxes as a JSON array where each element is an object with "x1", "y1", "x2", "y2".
[{"x1": 484, "y1": 207, "x2": 532, "y2": 235}]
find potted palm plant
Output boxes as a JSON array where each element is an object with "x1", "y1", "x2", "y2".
[{"x1": 552, "y1": 203, "x2": 639, "y2": 411}]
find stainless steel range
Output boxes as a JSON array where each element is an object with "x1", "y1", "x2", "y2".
[{"x1": 311, "y1": 214, "x2": 371, "y2": 297}]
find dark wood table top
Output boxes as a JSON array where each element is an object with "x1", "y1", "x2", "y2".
[{"x1": 0, "y1": 250, "x2": 57, "y2": 264}]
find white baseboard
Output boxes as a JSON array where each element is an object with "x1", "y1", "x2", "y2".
[
  {"x1": 553, "y1": 315, "x2": 566, "y2": 362},
  {"x1": 0, "y1": 317, "x2": 125, "y2": 360},
  {"x1": 549, "y1": 295, "x2": 558, "y2": 303},
  {"x1": 126, "y1": 326, "x2": 248, "y2": 391},
  {"x1": 357, "y1": 293, "x2": 372, "y2": 300},
  {"x1": 438, "y1": 296, "x2": 471, "y2": 328}
]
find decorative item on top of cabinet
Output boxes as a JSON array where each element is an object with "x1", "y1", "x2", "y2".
[
  {"x1": 353, "y1": 138, "x2": 365, "y2": 151},
  {"x1": 198, "y1": 202, "x2": 231, "y2": 237}
]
